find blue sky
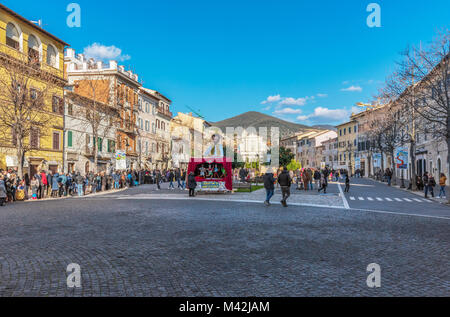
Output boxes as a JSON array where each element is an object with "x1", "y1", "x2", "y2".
[{"x1": 3, "y1": 0, "x2": 449, "y2": 125}]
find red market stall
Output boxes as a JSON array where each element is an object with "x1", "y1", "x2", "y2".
[{"x1": 187, "y1": 157, "x2": 233, "y2": 192}]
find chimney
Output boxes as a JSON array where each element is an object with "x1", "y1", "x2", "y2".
[
  {"x1": 109, "y1": 60, "x2": 118, "y2": 69},
  {"x1": 119, "y1": 65, "x2": 125, "y2": 72},
  {"x1": 65, "y1": 48, "x2": 75, "y2": 58},
  {"x1": 77, "y1": 53, "x2": 85, "y2": 62},
  {"x1": 97, "y1": 61, "x2": 103, "y2": 69}
]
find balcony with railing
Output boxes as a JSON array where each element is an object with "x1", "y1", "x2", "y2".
[{"x1": 157, "y1": 106, "x2": 173, "y2": 118}]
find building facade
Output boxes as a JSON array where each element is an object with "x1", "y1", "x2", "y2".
[
  {"x1": 141, "y1": 88, "x2": 173, "y2": 170},
  {"x1": 0, "y1": 4, "x2": 67, "y2": 176},
  {"x1": 336, "y1": 120, "x2": 358, "y2": 174},
  {"x1": 137, "y1": 88, "x2": 159, "y2": 169},
  {"x1": 64, "y1": 91, "x2": 118, "y2": 174},
  {"x1": 297, "y1": 130, "x2": 337, "y2": 169},
  {"x1": 170, "y1": 112, "x2": 211, "y2": 169},
  {"x1": 65, "y1": 48, "x2": 141, "y2": 170},
  {"x1": 322, "y1": 137, "x2": 338, "y2": 170}
]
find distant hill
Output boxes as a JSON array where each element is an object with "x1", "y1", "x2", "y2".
[
  {"x1": 312, "y1": 124, "x2": 337, "y2": 131},
  {"x1": 211, "y1": 111, "x2": 322, "y2": 138}
]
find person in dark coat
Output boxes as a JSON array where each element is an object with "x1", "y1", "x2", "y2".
[
  {"x1": 263, "y1": 168, "x2": 276, "y2": 206},
  {"x1": 0, "y1": 177, "x2": 7, "y2": 206},
  {"x1": 344, "y1": 174, "x2": 350, "y2": 193},
  {"x1": 188, "y1": 172, "x2": 197, "y2": 197},
  {"x1": 277, "y1": 167, "x2": 292, "y2": 207},
  {"x1": 318, "y1": 172, "x2": 328, "y2": 194}
]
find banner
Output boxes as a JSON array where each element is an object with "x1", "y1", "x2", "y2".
[
  {"x1": 373, "y1": 153, "x2": 382, "y2": 168},
  {"x1": 355, "y1": 157, "x2": 361, "y2": 170},
  {"x1": 198, "y1": 181, "x2": 227, "y2": 192},
  {"x1": 115, "y1": 150, "x2": 127, "y2": 170},
  {"x1": 395, "y1": 147, "x2": 408, "y2": 169}
]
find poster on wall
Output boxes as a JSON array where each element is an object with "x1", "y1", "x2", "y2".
[
  {"x1": 6, "y1": 156, "x2": 18, "y2": 167},
  {"x1": 355, "y1": 157, "x2": 361, "y2": 170},
  {"x1": 115, "y1": 150, "x2": 127, "y2": 170},
  {"x1": 373, "y1": 153, "x2": 382, "y2": 168},
  {"x1": 395, "y1": 147, "x2": 409, "y2": 169}
]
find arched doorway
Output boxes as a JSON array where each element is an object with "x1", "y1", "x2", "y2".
[{"x1": 85, "y1": 161, "x2": 90, "y2": 174}]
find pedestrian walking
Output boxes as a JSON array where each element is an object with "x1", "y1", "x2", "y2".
[
  {"x1": 423, "y1": 172, "x2": 430, "y2": 198},
  {"x1": 75, "y1": 173, "x2": 84, "y2": 197},
  {"x1": 181, "y1": 170, "x2": 186, "y2": 190},
  {"x1": 51, "y1": 172, "x2": 59, "y2": 198},
  {"x1": 427, "y1": 175, "x2": 436, "y2": 198},
  {"x1": 438, "y1": 173, "x2": 447, "y2": 199},
  {"x1": 344, "y1": 174, "x2": 350, "y2": 193},
  {"x1": 168, "y1": 170, "x2": 175, "y2": 189},
  {"x1": 155, "y1": 171, "x2": 161, "y2": 190},
  {"x1": 277, "y1": 167, "x2": 292, "y2": 207},
  {"x1": 313, "y1": 170, "x2": 321, "y2": 189},
  {"x1": 318, "y1": 172, "x2": 328, "y2": 194},
  {"x1": 385, "y1": 168, "x2": 392, "y2": 186},
  {"x1": 0, "y1": 177, "x2": 6, "y2": 206},
  {"x1": 30, "y1": 176, "x2": 39, "y2": 200},
  {"x1": 188, "y1": 172, "x2": 197, "y2": 197},
  {"x1": 263, "y1": 168, "x2": 276, "y2": 206}
]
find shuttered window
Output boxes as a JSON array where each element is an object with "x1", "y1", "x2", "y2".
[
  {"x1": 52, "y1": 132, "x2": 60, "y2": 150},
  {"x1": 67, "y1": 131, "x2": 73, "y2": 147}
]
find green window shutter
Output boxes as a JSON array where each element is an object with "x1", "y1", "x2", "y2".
[
  {"x1": 68, "y1": 131, "x2": 73, "y2": 147},
  {"x1": 107, "y1": 140, "x2": 111, "y2": 153},
  {"x1": 98, "y1": 137, "x2": 102, "y2": 152}
]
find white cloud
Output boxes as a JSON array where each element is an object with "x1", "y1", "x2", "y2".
[
  {"x1": 279, "y1": 97, "x2": 308, "y2": 106},
  {"x1": 316, "y1": 93, "x2": 328, "y2": 98},
  {"x1": 273, "y1": 107, "x2": 303, "y2": 115},
  {"x1": 296, "y1": 107, "x2": 350, "y2": 123},
  {"x1": 341, "y1": 85, "x2": 362, "y2": 92},
  {"x1": 83, "y1": 43, "x2": 131, "y2": 62},
  {"x1": 261, "y1": 95, "x2": 281, "y2": 104}
]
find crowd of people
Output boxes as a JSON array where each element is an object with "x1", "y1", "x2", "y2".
[
  {"x1": 259, "y1": 166, "x2": 347, "y2": 207},
  {"x1": 1, "y1": 165, "x2": 447, "y2": 206},
  {"x1": 0, "y1": 168, "x2": 190, "y2": 206}
]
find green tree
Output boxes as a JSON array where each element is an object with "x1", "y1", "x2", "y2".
[
  {"x1": 279, "y1": 147, "x2": 294, "y2": 167},
  {"x1": 287, "y1": 159, "x2": 301, "y2": 171}
]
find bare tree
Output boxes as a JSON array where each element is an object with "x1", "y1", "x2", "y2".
[
  {"x1": 395, "y1": 30, "x2": 450, "y2": 190},
  {"x1": 365, "y1": 107, "x2": 386, "y2": 178},
  {"x1": 0, "y1": 54, "x2": 61, "y2": 178}
]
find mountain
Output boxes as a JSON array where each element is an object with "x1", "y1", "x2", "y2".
[
  {"x1": 211, "y1": 111, "x2": 321, "y2": 138},
  {"x1": 312, "y1": 124, "x2": 337, "y2": 131}
]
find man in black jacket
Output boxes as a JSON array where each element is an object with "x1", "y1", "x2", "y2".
[
  {"x1": 277, "y1": 167, "x2": 292, "y2": 207},
  {"x1": 263, "y1": 168, "x2": 276, "y2": 206}
]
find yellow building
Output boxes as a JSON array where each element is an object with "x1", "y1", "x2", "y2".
[
  {"x1": 336, "y1": 120, "x2": 358, "y2": 174},
  {"x1": 0, "y1": 4, "x2": 67, "y2": 175}
]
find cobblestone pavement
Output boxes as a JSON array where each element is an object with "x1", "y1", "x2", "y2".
[{"x1": 0, "y1": 187, "x2": 449, "y2": 297}]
